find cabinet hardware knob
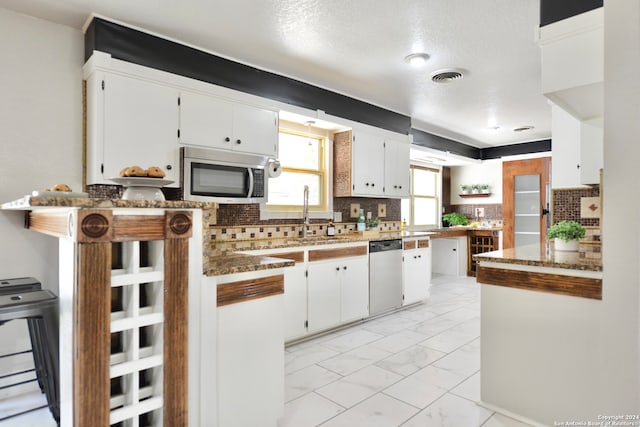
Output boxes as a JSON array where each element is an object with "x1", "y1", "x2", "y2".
[
  {"x1": 399, "y1": 186, "x2": 402, "y2": 189},
  {"x1": 343, "y1": 266, "x2": 347, "y2": 270},
  {"x1": 224, "y1": 137, "x2": 231, "y2": 142},
  {"x1": 236, "y1": 139, "x2": 242, "y2": 144},
  {"x1": 371, "y1": 183, "x2": 375, "y2": 187},
  {"x1": 365, "y1": 183, "x2": 370, "y2": 186},
  {"x1": 166, "y1": 165, "x2": 172, "y2": 170},
  {"x1": 336, "y1": 267, "x2": 340, "y2": 271}
]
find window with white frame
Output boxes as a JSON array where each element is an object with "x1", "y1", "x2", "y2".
[
  {"x1": 267, "y1": 129, "x2": 328, "y2": 211},
  {"x1": 401, "y1": 165, "x2": 440, "y2": 227}
]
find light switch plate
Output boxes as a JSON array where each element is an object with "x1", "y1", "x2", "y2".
[
  {"x1": 334, "y1": 211, "x2": 342, "y2": 222},
  {"x1": 378, "y1": 203, "x2": 387, "y2": 218},
  {"x1": 475, "y1": 207, "x2": 484, "y2": 218},
  {"x1": 350, "y1": 203, "x2": 360, "y2": 218}
]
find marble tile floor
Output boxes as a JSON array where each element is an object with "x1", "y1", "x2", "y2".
[
  {"x1": 279, "y1": 274, "x2": 535, "y2": 427},
  {"x1": 1, "y1": 274, "x2": 535, "y2": 427}
]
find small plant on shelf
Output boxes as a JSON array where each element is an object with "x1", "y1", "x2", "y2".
[
  {"x1": 471, "y1": 184, "x2": 480, "y2": 194},
  {"x1": 480, "y1": 184, "x2": 490, "y2": 193},
  {"x1": 460, "y1": 184, "x2": 471, "y2": 194},
  {"x1": 442, "y1": 212, "x2": 469, "y2": 227}
]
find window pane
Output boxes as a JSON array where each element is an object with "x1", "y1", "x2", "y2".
[
  {"x1": 413, "y1": 197, "x2": 437, "y2": 225},
  {"x1": 267, "y1": 172, "x2": 320, "y2": 206},
  {"x1": 278, "y1": 133, "x2": 320, "y2": 170},
  {"x1": 413, "y1": 168, "x2": 436, "y2": 196}
]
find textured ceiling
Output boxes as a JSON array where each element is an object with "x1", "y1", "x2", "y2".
[{"x1": 1, "y1": 0, "x2": 551, "y2": 148}]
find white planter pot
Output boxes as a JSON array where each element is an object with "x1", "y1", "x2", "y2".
[{"x1": 554, "y1": 238, "x2": 579, "y2": 252}]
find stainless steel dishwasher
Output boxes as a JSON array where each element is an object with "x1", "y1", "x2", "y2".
[{"x1": 369, "y1": 239, "x2": 403, "y2": 316}]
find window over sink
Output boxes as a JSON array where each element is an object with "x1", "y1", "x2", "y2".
[{"x1": 266, "y1": 128, "x2": 329, "y2": 213}]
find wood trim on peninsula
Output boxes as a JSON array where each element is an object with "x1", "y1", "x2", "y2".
[
  {"x1": 217, "y1": 274, "x2": 284, "y2": 307},
  {"x1": 476, "y1": 265, "x2": 602, "y2": 300}
]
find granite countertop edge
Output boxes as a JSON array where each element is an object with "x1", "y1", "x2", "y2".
[{"x1": 474, "y1": 247, "x2": 603, "y2": 273}]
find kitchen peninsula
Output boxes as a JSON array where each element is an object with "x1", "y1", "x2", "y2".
[{"x1": 474, "y1": 245, "x2": 603, "y2": 423}]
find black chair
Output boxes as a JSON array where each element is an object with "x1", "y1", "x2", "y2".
[{"x1": 0, "y1": 278, "x2": 59, "y2": 424}]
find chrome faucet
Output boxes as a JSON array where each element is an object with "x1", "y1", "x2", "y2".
[{"x1": 302, "y1": 185, "x2": 309, "y2": 238}]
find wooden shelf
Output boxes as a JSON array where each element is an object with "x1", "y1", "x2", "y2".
[{"x1": 459, "y1": 193, "x2": 491, "y2": 198}]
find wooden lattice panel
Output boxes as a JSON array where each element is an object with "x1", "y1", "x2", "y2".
[{"x1": 109, "y1": 241, "x2": 165, "y2": 427}]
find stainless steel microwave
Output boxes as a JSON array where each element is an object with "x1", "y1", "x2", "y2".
[{"x1": 181, "y1": 146, "x2": 269, "y2": 203}]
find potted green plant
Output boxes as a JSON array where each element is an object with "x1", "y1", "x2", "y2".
[
  {"x1": 480, "y1": 184, "x2": 490, "y2": 194},
  {"x1": 366, "y1": 216, "x2": 380, "y2": 230},
  {"x1": 547, "y1": 220, "x2": 586, "y2": 251},
  {"x1": 471, "y1": 184, "x2": 480, "y2": 194},
  {"x1": 460, "y1": 184, "x2": 471, "y2": 194},
  {"x1": 442, "y1": 212, "x2": 469, "y2": 227}
]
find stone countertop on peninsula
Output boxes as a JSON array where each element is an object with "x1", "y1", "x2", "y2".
[
  {"x1": 1, "y1": 195, "x2": 214, "y2": 210},
  {"x1": 474, "y1": 243, "x2": 602, "y2": 272}
]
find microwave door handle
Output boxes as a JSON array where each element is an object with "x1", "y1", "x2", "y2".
[{"x1": 247, "y1": 168, "x2": 254, "y2": 197}]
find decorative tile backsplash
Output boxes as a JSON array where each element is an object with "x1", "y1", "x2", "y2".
[
  {"x1": 209, "y1": 221, "x2": 401, "y2": 241},
  {"x1": 447, "y1": 203, "x2": 502, "y2": 222},
  {"x1": 552, "y1": 187, "x2": 600, "y2": 227}
]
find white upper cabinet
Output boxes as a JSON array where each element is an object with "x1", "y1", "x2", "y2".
[
  {"x1": 178, "y1": 90, "x2": 233, "y2": 149},
  {"x1": 86, "y1": 72, "x2": 180, "y2": 186},
  {"x1": 334, "y1": 129, "x2": 410, "y2": 198},
  {"x1": 352, "y1": 130, "x2": 385, "y2": 196},
  {"x1": 384, "y1": 138, "x2": 410, "y2": 198},
  {"x1": 179, "y1": 90, "x2": 278, "y2": 157},
  {"x1": 551, "y1": 104, "x2": 602, "y2": 188}
]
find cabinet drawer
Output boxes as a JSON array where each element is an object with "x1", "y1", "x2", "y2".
[
  {"x1": 309, "y1": 246, "x2": 367, "y2": 262},
  {"x1": 403, "y1": 240, "x2": 416, "y2": 250}
]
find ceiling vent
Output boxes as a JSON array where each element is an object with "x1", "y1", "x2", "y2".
[{"x1": 431, "y1": 69, "x2": 464, "y2": 83}]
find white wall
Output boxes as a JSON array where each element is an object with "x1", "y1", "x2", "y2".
[
  {"x1": 450, "y1": 159, "x2": 502, "y2": 205},
  {"x1": 600, "y1": 0, "x2": 640, "y2": 412},
  {"x1": 0, "y1": 8, "x2": 83, "y2": 398}
]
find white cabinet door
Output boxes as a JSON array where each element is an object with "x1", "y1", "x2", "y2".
[
  {"x1": 340, "y1": 256, "x2": 369, "y2": 323},
  {"x1": 384, "y1": 138, "x2": 410, "y2": 198},
  {"x1": 283, "y1": 264, "x2": 308, "y2": 341},
  {"x1": 179, "y1": 90, "x2": 233, "y2": 150},
  {"x1": 403, "y1": 246, "x2": 431, "y2": 305},
  {"x1": 431, "y1": 238, "x2": 460, "y2": 276},
  {"x1": 180, "y1": 91, "x2": 278, "y2": 157},
  {"x1": 101, "y1": 73, "x2": 180, "y2": 184},
  {"x1": 580, "y1": 121, "x2": 603, "y2": 185},
  {"x1": 307, "y1": 262, "x2": 341, "y2": 333},
  {"x1": 233, "y1": 103, "x2": 278, "y2": 157},
  {"x1": 217, "y1": 293, "x2": 284, "y2": 427},
  {"x1": 352, "y1": 130, "x2": 385, "y2": 196}
]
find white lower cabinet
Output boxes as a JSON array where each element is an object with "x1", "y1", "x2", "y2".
[
  {"x1": 215, "y1": 271, "x2": 284, "y2": 427},
  {"x1": 431, "y1": 236, "x2": 467, "y2": 276},
  {"x1": 307, "y1": 254, "x2": 369, "y2": 333},
  {"x1": 307, "y1": 262, "x2": 342, "y2": 333},
  {"x1": 402, "y1": 239, "x2": 432, "y2": 305},
  {"x1": 283, "y1": 261, "x2": 308, "y2": 341}
]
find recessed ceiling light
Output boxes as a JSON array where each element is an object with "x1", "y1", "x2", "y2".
[
  {"x1": 513, "y1": 125, "x2": 534, "y2": 132},
  {"x1": 431, "y1": 68, "x2": 464, "y2": 83},
  {"x1": 403, "y1": 53, "x2": 430, "y2": 67}
]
